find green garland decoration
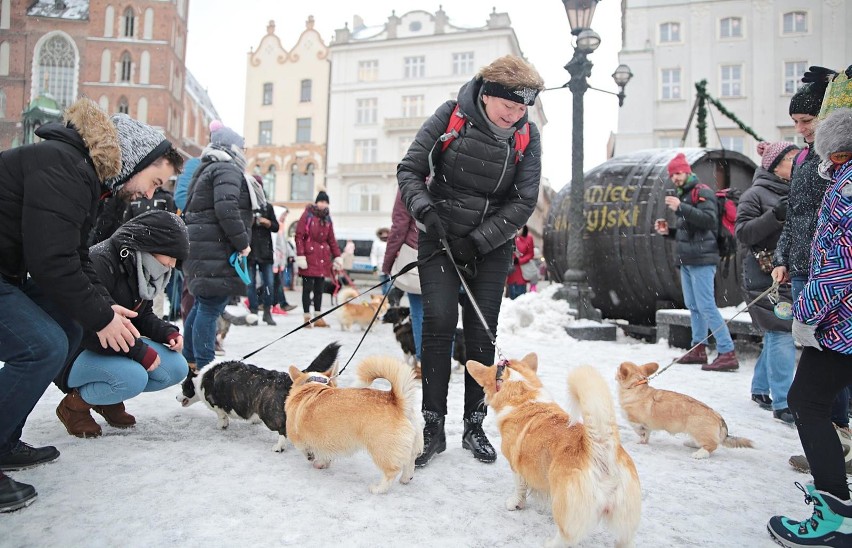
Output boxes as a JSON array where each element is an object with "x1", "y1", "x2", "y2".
[{"x1": 694, "y1": 78, "x2": 765, "y2": 146}]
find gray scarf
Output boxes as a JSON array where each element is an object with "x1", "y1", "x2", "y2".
[
  {"x1": 477, "y1": 88, "x2": 518, "y2": 140},
  {"x1": 136, "y1": 251, "x2": 172, "y2": 300}
]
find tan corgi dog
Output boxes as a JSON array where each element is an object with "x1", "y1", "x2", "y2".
[
  {"x1": 616, "y1": 361, "x2": 754, "y2": 458},
  {"x1": 286, "y1": 356, "x2": 423, "y2": 494},
  {"x1": 467, "y1": 354, "x2": 641, "y2": 548},
  {"x1": 336, "y1": 286, "x2": 389, "y2": 331}
]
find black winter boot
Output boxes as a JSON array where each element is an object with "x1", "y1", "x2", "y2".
[
  {"x1": 462, "y1": 411, "x2": 496, "y2": 463},
  {"x1": 262, "y1": 308, "x2": 276, "y2": 326},
  {"x1": 0, "y1": 472, "x2": 37, "y2": 512},
  {"x1": 415, "y1": 410, "x2": 446, "y2": 468}
]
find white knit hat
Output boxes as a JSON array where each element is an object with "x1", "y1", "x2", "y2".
[{"x1": 104, "y1": 114, "x2": 171, "y2": 190}]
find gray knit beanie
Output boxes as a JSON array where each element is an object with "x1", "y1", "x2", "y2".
[
  {"x1": 814, "y1": 108, "x2": 852, "y2": 160},
  {"x1": 209, "y1": 120, "x2": 244, "y2": 151},
  {"x1": 105, "y1": 114, "x2": 172, "y2": 190}
]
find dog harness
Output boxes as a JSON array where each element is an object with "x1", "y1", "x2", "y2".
[{"x1": 495, "y1": 359, "x2": 508, "y2": 392}]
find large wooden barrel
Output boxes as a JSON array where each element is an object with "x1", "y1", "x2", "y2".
[{"x1": 543, "y1": 148, "x2": 757, "y2": 325}]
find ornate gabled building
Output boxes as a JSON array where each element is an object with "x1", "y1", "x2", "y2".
[
  {"x1": 243, "y1": 17, "x2": 330, "y2": 225},
  {"x1": 0, "y1": 0, "x2": 215, "y2": 155}
]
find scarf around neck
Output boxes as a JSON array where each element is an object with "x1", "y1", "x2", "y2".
[{"x1": 135, "y1": 251, "x2": 171, "y2": 300}]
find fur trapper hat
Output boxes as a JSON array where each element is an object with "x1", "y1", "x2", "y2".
[
  {"x1": 478, "y1": 55, "x2": 544, "y2": 106},
  {"x1": 757, "y1": 141, "x2": 799, "y2": 172},
  {"x1": 105, "y1": 114, "x2": 172, "y2": 191},
  {"x1": 815, "y1": 108, "x2": 852, "y2": 160}
]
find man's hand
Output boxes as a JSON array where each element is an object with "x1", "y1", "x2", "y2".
[
  {"x1": 96, "y1": 306, "x2": 140, "y2": 353},
  {"x1": 664, "y1": 196, "x2": 681, "y2": 212},
  {"x1": 771, "y1": 266, "x2": 789, "y2": 284}
]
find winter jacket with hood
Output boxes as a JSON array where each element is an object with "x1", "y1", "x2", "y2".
[
  {"x1": 295, "y1": 204, "x2": 340, "y2": 278},
  {"x1": 735, "y1": 167, "x2": 792, "y2": 333},
  {"x1": 669, "y1": 174, "x2": 719, "y2": 266},
  {"x1": 182, "y1": 148, "x2": 254, "y2": 297},
  {"x1": 774, "y1": 147, "x2": 828, "y2": 278},
  {"x1": 396, "y1": 76, "x2": 542, "y2": 255},
  {"x1": 0, "y1": 98, "x2": 121, "y2": 332},
  {"x1": 248, "y1": 202, "x2": 279, "y2": 264},
  {"x1": 507, "y1": 232, "x2": 535, "y2": 286},
  {"x1": 55, "y1": 210, "x2": 189, "y2": 391}
]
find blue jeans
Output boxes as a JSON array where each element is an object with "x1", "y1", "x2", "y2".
[
  {"x1": 507, "y1": 283, "x2": 527, "y2": 300},
  {"x1": 750, "y1": 330, "x2": 796, "y2": 410},
  {"x1": 0, "y1": 277, "x2": 83, "y2": 455},
  {"x1": 247, "y1": 260, "x2": 274, "y2": 311},
  {"x1": 379, "y1": 273, "x2": 391, "y2": 295},
  {"x1": 408, "y1": 293, "x2": 423, "y2": 361},
  {"x1": 680, "y1": 264, "x2": 735, "y2": 353},
  {"x1": 183, "y1": 295, "x2": 229, "y2": 368},
  {"x1": 68, "y1": 340, "x2": 188, "y2": 405}
]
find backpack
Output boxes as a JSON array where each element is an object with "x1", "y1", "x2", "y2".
[{"x1": 690, "y1": 183, "x2": 740, "y2": 275}]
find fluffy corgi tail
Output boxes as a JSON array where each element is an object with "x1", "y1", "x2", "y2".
[
  {"x1": 567, "y1": 366, "x2": 619, "y2": 447},
  {"x1": 720, "y1": 419, "x2": 755, "y2": 449},
  {"x1": 356, "y1": 356, "x2": 418, "y2": 405},
  {"x1": 338, "y1": 286, "x2": 359, "y2": 303}
]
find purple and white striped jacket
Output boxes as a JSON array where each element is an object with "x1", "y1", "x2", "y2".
[{"x1": 793, "y1": 160, "x2": 852, "y2": 354}]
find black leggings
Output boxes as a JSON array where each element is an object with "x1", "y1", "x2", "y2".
[
  {"x1": 418, "y1": 232, "x2": 513, "y2": 418},
  {"x1": 301, "y1": 276, "x2": 324, "y2": 313},
  {"x1": 788, "y1": 346, "x2": 852, "y2": 501}
]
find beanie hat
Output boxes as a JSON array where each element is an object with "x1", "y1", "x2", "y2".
[
  {"x1": 315, "y1": 191, "x2": 329, "y2": 204},
  {"x1": 814, "y1": 108, "x2": 852, "y2": 160},
  {"x1": 789, "y1": 83, "x2": 826, "y2": 116},
  {"x1": 110, "y1": 210, "x2": 189, "y2": 261},
  {"x1": 105, "y1": 114, "x2": 172, "y2": 190},
  {"x1": 209, "y1": 120, "x2": 244, "y2": 152},
  {"x1": 757, "y1": 141, "x2": 799, "y2": 172},
  {"x1": 481, "y1": 79, "x2": 540, "y2": 106},
  {"x1": 667, "y1": 152, "x2": 692, "y2": 176}
]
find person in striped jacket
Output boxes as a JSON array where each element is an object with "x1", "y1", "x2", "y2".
[{"x1": 768, "y1": 107, "x2": 852, "y2": 547}]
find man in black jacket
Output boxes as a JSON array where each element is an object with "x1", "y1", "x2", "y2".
[
  {"x1": 0, "y1": 100, "x2": 182, "y2": 511},
  {"x1": 247, "y1": 175, "x2": 280, "y2": 325}
]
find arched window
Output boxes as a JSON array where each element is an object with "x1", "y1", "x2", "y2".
[
  {"x1": 117, "y1": 96, "x2": 129, "y2": 114},
  {"x1": 0, "y1": 89, "x2": 6, "y2": 119},
  {"x1": 103, "y1": 5, "x2": 114, "y2": 37},
  {"x1": 348, "y1": 183, "x2": 380, "y2": 212},
  {"x1": 35, "y1": 33, "x2": 77, "y2": 108},
  {"x1": 98, "y1": 94, "x2": 109, "y2": 112},
  {"x1": 136, "y1": 97, "x2": 148, "y2": 123},
  {"x1": 123, "y1": 7, "x2": 135, "y2": 38},
  {"x1": 139, "y1": 51, "x2": 150, "y2": 84},
  {"x1": 290, "y1": 163, "x2": 314, "y2": 201},
  {"x1": 99, "y1": 49, "x2": 111, "y2": 82},
  {"x1": 0, "y1": 41, "x2": 8, "y2": 76},
  {"x1": 263, "y1": 165, "x2": 276, "y2": 200},
  {"x1": 120, "y1": 51, "x2": 131, "y2": 82},
  {"x1": 143, "y1": 8, "x2": 154, "y2": 39},
  {"x1": 1, "y1": 0, "x2": 10, "y2": 29}
]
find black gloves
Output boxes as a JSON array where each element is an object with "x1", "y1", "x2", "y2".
[
  {"x1": 802, "y1": 65, "x2": 838, "y2": 84},
  {"x1": 774, "y1": 197, "x2": 788, "y2": 222},
  {"x1": 422, "y1": 210, "x2": 447, "y2": 240},
  {"x1": 449, "y1": 237, "x2": 478, "y2": 266}
]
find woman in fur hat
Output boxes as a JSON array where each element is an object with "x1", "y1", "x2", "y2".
[
  {"x1": 55, "y1": 210, "x2": 190, "y2": 438},
  {"x1": 397, "y1": 54, "x2": 544, "y2": 467},
  {"x1": 767, "y1": 107, "x2": 852, "y2": 547}
]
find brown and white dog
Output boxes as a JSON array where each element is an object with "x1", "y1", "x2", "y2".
[
  {"x1": 285, "y1": 356, "x2": 423, "y2": 494},
  {"x1": 336, "y1": 286, "x2": 389, "y2": 331},
  {"x1": 616, "y1": 361, "x2": 754, "y2": 458},
  {"x1": 467, "y1": 354, "x2": 641, "y2": 547}
]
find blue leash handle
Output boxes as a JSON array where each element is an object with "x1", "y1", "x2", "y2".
[{"x1": 229, "y1": 252, "x2": 252, "y2": 285}]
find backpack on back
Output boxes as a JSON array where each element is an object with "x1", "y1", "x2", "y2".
[{"x1": 691, "y1": 183, "x2": 740, "y2": 275}]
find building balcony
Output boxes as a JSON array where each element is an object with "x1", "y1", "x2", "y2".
[
  {"x1": 383, "y1": 116, "x2": 428, "y2": 133},
  {"x1": 337, "y1": 162, "x2": 397, "y2": 176}
]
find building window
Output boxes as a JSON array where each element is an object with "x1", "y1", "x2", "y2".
[
  {"x1": 661, "y1": 68, "x2": 681, "y2": 100},
  {"x1": 719, "y1": 17, "x2": 742, "y2": 38},
  {"x1": 258, "y1": 120, "x2": 272, "y2": 145},
  {"x1": 783, "y1": 11, "x2": 807, "y2": 34},
  {"x1": 123, "y1": 7, "x2": 135, "y2": 38},
  {"x1": 348, "y1": 183, "x2": 380, "y2": 212},
  {"x1": 262, "y1": 82, "x2": 273, "y2": 105},
  {"x1": 356, "y1": 98, "x2": 377, "y2": 125},
  {"x1": 290, "y1": 163, "x2": 314, "y2": 201},
  {"x1": 120, "y1": 52, "x2": 132, "y2": 82},
  {"x1": 404, "y1": 56, "x2": 425, "y2": 79},
  {"x1": 398, "y1": 135, "x2": 414, "y2": 159},
  {"x1": 36, "y1": 34, "x2": 77, "y2": 108},
  {"x1": 719, "y1": 136, "x2": 745, "y2": 153},
  {"x1": 117, "y1": 96, "x2": 129, "y2": 114},
  {"x1": 0, "y1": 89, "x2": 6, "y2": 118},
  {"x1": 659, "y1": 22, "x2": 680, "y2": 43},
  {"x1": 263, "y1": 165, "x2": 276, "y2": 200},
  {"x1": 657, "y1": 136, "x2": 681, "y2": 148},
  {"x1": 0, "y1": 41, "x2": 9, "y2": 76},
  {"x1": 782, "y1": 133, "x2": 806, "y2": 147},
  {"x1": 401, "y1": 95, "x2": 423, "y2": 118},
  {"x1": 354, "y1": 139, "x2": 377, "y2": 163},
  {"x1": 358, "y1": 60, "x2": 378, "y2": 82},
  {"x1": 784, "y1": 61, "x2": 808, "y2": 95},
  {"x1": 452, "y1": 52, "x2": 474, "y2": 76},
  {"x1": 300, "y1": 79, "x2": 312, "y2": 102},
  {"x1": 296, "y1": 118, "x2": 311, "y2": 143},
  {"x1": 720, "y1": 64, "x2": 742, "y2": 97}
]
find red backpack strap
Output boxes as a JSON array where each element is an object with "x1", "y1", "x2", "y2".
[
  {"x1": 689, "y1": 183, "x2": 710, "y2": 204},
  {"x1": 440, "y1": 104, "x2": 466, "y2": 152},
  {"x1": 513, "y1": 123, "x2": 530, "y2": 163}
]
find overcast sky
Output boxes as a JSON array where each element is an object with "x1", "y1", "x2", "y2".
[{"x1": 185, "y1": 1, "x2": 624, "y2": 191}]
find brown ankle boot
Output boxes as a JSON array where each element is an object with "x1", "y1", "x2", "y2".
[
  {"x1": 93, "y1": 402, "x2": 136, "y2": 428},
  {"x1": 56, "y1": 390, "x2": 102, "y2": 438},
  {"x1": 313, "y1": 314, "x2": 330, "y2": 328},
  {"x1": 677, "y1": 344, "x2": 707, "y2": 365},
  {"x1": 702, "y1": 350, "x2": 739, "y2": 372}
]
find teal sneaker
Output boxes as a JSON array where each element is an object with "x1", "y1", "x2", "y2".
[{"x1": 767, "y1": 482, "x2": 852, "y2": 547}]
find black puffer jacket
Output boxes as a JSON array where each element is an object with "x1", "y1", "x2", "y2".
[
  {"x1": 774, "y1": 147, "x2": 827, "y2": 278},
  {"x1": 397, "y1": 76, "x2": 541, "y2": 254},
  {"x1": 182, "y1": 158, "x2": 253, "y2": 297},
  {"x1": 0, "y1": 102, "x2": 121, "y2": 332},
  {"x1": 248, "y1": 202, "x2": 279, "y2": 264},
  {"x1": 735, "y1": 168, "x2": 792, "y2": 332},
  {"x1": 671, "y1": 175, "x2": 719, "y2": 266}
]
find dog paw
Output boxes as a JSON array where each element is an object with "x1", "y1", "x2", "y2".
[
  {"x1": 683, "y1": 439, "x2": 699, "y2": 449},
  {"x1": 691, "y1": 448, "x2": 710, "y2": 459},
  {"x1": 312, "y1": 459, "x2": 330, "y2": 469},
  {"x1": 505, "y1": 497, "x2": 525, "y2": 511},
  {"x1": 369, "y1": 483, "x2": 390, "y2": 494}
]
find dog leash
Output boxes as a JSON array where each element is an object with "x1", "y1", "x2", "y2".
[{"x1": 645, "y1": 280, "x2": 783, "y2": 383}]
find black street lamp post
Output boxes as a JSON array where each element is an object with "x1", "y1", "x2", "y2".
[{"x1": 559, "y1": 0, "x2": 632, "y2": 332}]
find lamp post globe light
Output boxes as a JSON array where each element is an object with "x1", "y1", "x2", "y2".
[{"x1": 559, "y1": 0, "x2": 632, "y2": 339}]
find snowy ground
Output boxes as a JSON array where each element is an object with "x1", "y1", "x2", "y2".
[{"x1": 3, "y1": 284, "x2": 809, "y2": 547}]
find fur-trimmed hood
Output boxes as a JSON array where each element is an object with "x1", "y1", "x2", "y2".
[
  {"x1": 62, "y1": 98, "x2": 122, "y2": 181},
  {"x1": 815, "y1": 108, "x2": 852, "y2": 160}
]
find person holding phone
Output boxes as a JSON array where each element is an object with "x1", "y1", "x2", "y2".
[{"x1": 54, "y1": 211, "x2": 190, "y2": 438}]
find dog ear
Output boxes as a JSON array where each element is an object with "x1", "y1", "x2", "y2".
[
  {"x1": 520, "y1": 353, "x2": 538, "y2": 372},
  {"x1": 616, "y1": 362, "x2": 632, "y2": 381},
  {"x1": 465, "y1": 360, "x2": 492, "y2": 388},
  {"x1": 640, "y1": 362, "x2": 659, "y2": 376},
  {"x1": 288, "y1": 365, "x2": 303, "y2": 383}
]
